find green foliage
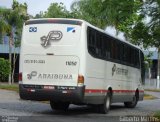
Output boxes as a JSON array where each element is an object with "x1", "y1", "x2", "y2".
[
  {"x1": 0, "y1": 58, "x2": 11, "y2": 82},
  {"x1": 71, "y1": 0, "x2": 160, "y2": 49},
  {"x1": 45, "y1": 2, "x2": 68, "y2": 18},
  {"x1": 0, "y1": 9, "x2": 11, "y2": 35},
  {"x1": 131, "y1": 22, "x2": 153, "y2": 47},
  {"x1": 0, "y1": 1, "x2": 28, "y2": 46},
  {"x1": 153, "y1": 111, "x2": 160, "y2": 120},
  {"x1": 35, "y1": 2, "x2": 71, "y2": 18},
  {"x1": 129, "y1": 0, "x2": 160, "y2": 48},
  {"x1": 77, "y1": 0, "x2": 152, "y2": 49},
  {"x1": 0, "y1": 1, "x2": 28, "y2": 84},
  {"x1": 71, "y1": 0, "x2": 143, "y2": 30},
  {"x1": 144, "y1": 52, "x2": 153, "y2": 69},
  {"x1": 35, "y1": 2, "x2": 79, "y2": 19},
  {"x1": 35, "y1": 11, "x2": 45, "y2": 18},
  {"x1": 71, "y1": 0, "x2": 108, "y2": 29}
]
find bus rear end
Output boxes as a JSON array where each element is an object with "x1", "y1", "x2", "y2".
[{"x1": 19, "y1": 19, "x2": 85, "y2": 105}]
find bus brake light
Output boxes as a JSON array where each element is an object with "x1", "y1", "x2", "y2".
[{"x1": 19, "y1": 72, "x2": 22, "y2": 81}]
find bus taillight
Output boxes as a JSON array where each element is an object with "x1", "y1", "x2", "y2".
[
  {"x1": 78, "y1": 75, "x2": 84, "y2": 86},
  {"x1": 19, "y1": 72, "x2": 22, "y2": 81}
]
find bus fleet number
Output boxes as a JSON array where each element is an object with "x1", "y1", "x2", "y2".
[{"x1": 66, "y1": 61, "x2": 77, "y2": 66}]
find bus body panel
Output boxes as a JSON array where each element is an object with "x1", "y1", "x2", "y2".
[
  {"x1": 20, "y1": 20, "x2": 82, "y2": 85},
  {"x1": 83, "y1": 52, "x2": 142, "y2": 104},
  {"x1": 23, "y1": 55, "x2": 79, "y2": 86},
  {"x1": 19, "y1": 18, "x2": 144, "y2": 106}
]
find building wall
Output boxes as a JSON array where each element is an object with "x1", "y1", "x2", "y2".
[{"x1": 0, "y1": 44, "x2": 20, "y2": 53}]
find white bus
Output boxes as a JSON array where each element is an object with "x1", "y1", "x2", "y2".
[{"x1": 19, "y1": 18, "x2": 145, "y2": 113}]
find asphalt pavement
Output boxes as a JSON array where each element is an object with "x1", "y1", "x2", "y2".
[{"x1": 0, "y1": 89, "x2": 160, "y2": 122}]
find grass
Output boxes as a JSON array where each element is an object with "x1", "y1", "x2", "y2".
[
  {"x1": 153, "y1": 111, "x2": 160, "y2": 121},
  {"x1": 144, "y1": 94, "x2": 157, "y2": 100},
  {"x1": 145, "y1": 89, "x2": 160, "y2": 92},
  {"x1": 0, "y1": 83, "x2": 19, "y2": 92}
]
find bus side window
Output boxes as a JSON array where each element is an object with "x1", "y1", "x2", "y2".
[
  {"x1": 129, "y1": 49, "x2": 139, "y2": 68},
  {"x1": 114, "y1": 40, "x2": 119, "y2": 62},
  {"x1": 129, "y1": 47, "x2": 132, "y2": 65},
  {"x1": 101, "y1": 35, "x2": 106, "y2": 58},
  {"x1": 110, "y1": 39, "x2": 115, "y2": 60},
  {"x1": 141, "y1": 51, "x2": 145, "y2": 84},
  {"x1": 95, "y1": 32, "x2": 102, "y2": 57},
  {"x1": 105, "y1": 36, "x2": 111, "y2": 60},
  {"x1": 95, "y1": 32, "x2": 99, "y2": 56},
  {"x1": 130, "y1": 48, "x2": 134, "y2": 66},
  {"x1": 123, "y1": 44, "x2": 127, "y2": 64},
  {"x1": 135, "y1": 50, "x2": 140, "y2": 68},
  {"x1": 87, "y1": 27, "x2": 96, "y2": 56},
  {"x1": 117, "y1": 42, "x2": 122, "y2": 62},
  {"x1": 126, "y1": 46, "x2": 130, "y2": 65}
]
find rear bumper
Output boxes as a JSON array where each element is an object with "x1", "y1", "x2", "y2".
[{"x1": 19, "y1": 84, "x2": 85, "y2": 103}]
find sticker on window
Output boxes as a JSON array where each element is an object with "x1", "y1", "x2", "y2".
[
  {"x1": 67, "y1": 27, "x2": 75, "y2": 33},
  {"x1": 29, "y1": 27, "x2": 37, "y2": 32}
]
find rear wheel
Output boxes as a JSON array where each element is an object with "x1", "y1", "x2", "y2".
[
  {"x1": 99, "y1": 93, "x2": 111, "y2": 114},
  {"x1": 50, "y1": 101, "x2": 70, "y2": 111},
  {"x1": 124, "y1": 92, "x2": 138, "y2": 108}
]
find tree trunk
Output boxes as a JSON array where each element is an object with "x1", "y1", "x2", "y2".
[
  {"x1": 8, "y1": 28, "x2": 14, "y2": 85},
  {"x1": 11, "y1": 48, "x2": 18, "y2": 84},
  {"x1": 11, "y1": 48, "x2": 15, "y2": 84},
  {"x1": 8, "y1": 37, "x2": 12, "y2": 85}
]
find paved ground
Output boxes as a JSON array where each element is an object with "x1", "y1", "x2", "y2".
[{"x1": 0, "y1": 89, "x2": 160, "y2": 122}]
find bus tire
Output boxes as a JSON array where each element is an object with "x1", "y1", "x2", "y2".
[
  {"x1": 124, "y1": 92, "x2": 138, "y2": 108},
  {"x1": 50, "y1": 101, "x2": 69, "y2": 111},
  {"x1": 99, "y1": 92, "x2": 111, "y2": 114}
]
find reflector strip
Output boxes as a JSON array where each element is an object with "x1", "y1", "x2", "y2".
[
  {"x1": 85, "y1": 89, "x2": 107, "y2": 93},
  {"x1": 85, "y1": 89, "x2": 144, "y2": 93}
]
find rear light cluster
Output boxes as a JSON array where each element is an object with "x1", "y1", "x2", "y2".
[
  {"x1": 19, "y1": 72, "x2": 22, "y2": 81},
  {"x1": 78, "y1": 75, "x2": 84, "y2": 86}
]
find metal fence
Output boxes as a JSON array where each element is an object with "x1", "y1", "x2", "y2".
[{"x1": 143, "y1": 78, "x2": 160, "y2": 89}]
